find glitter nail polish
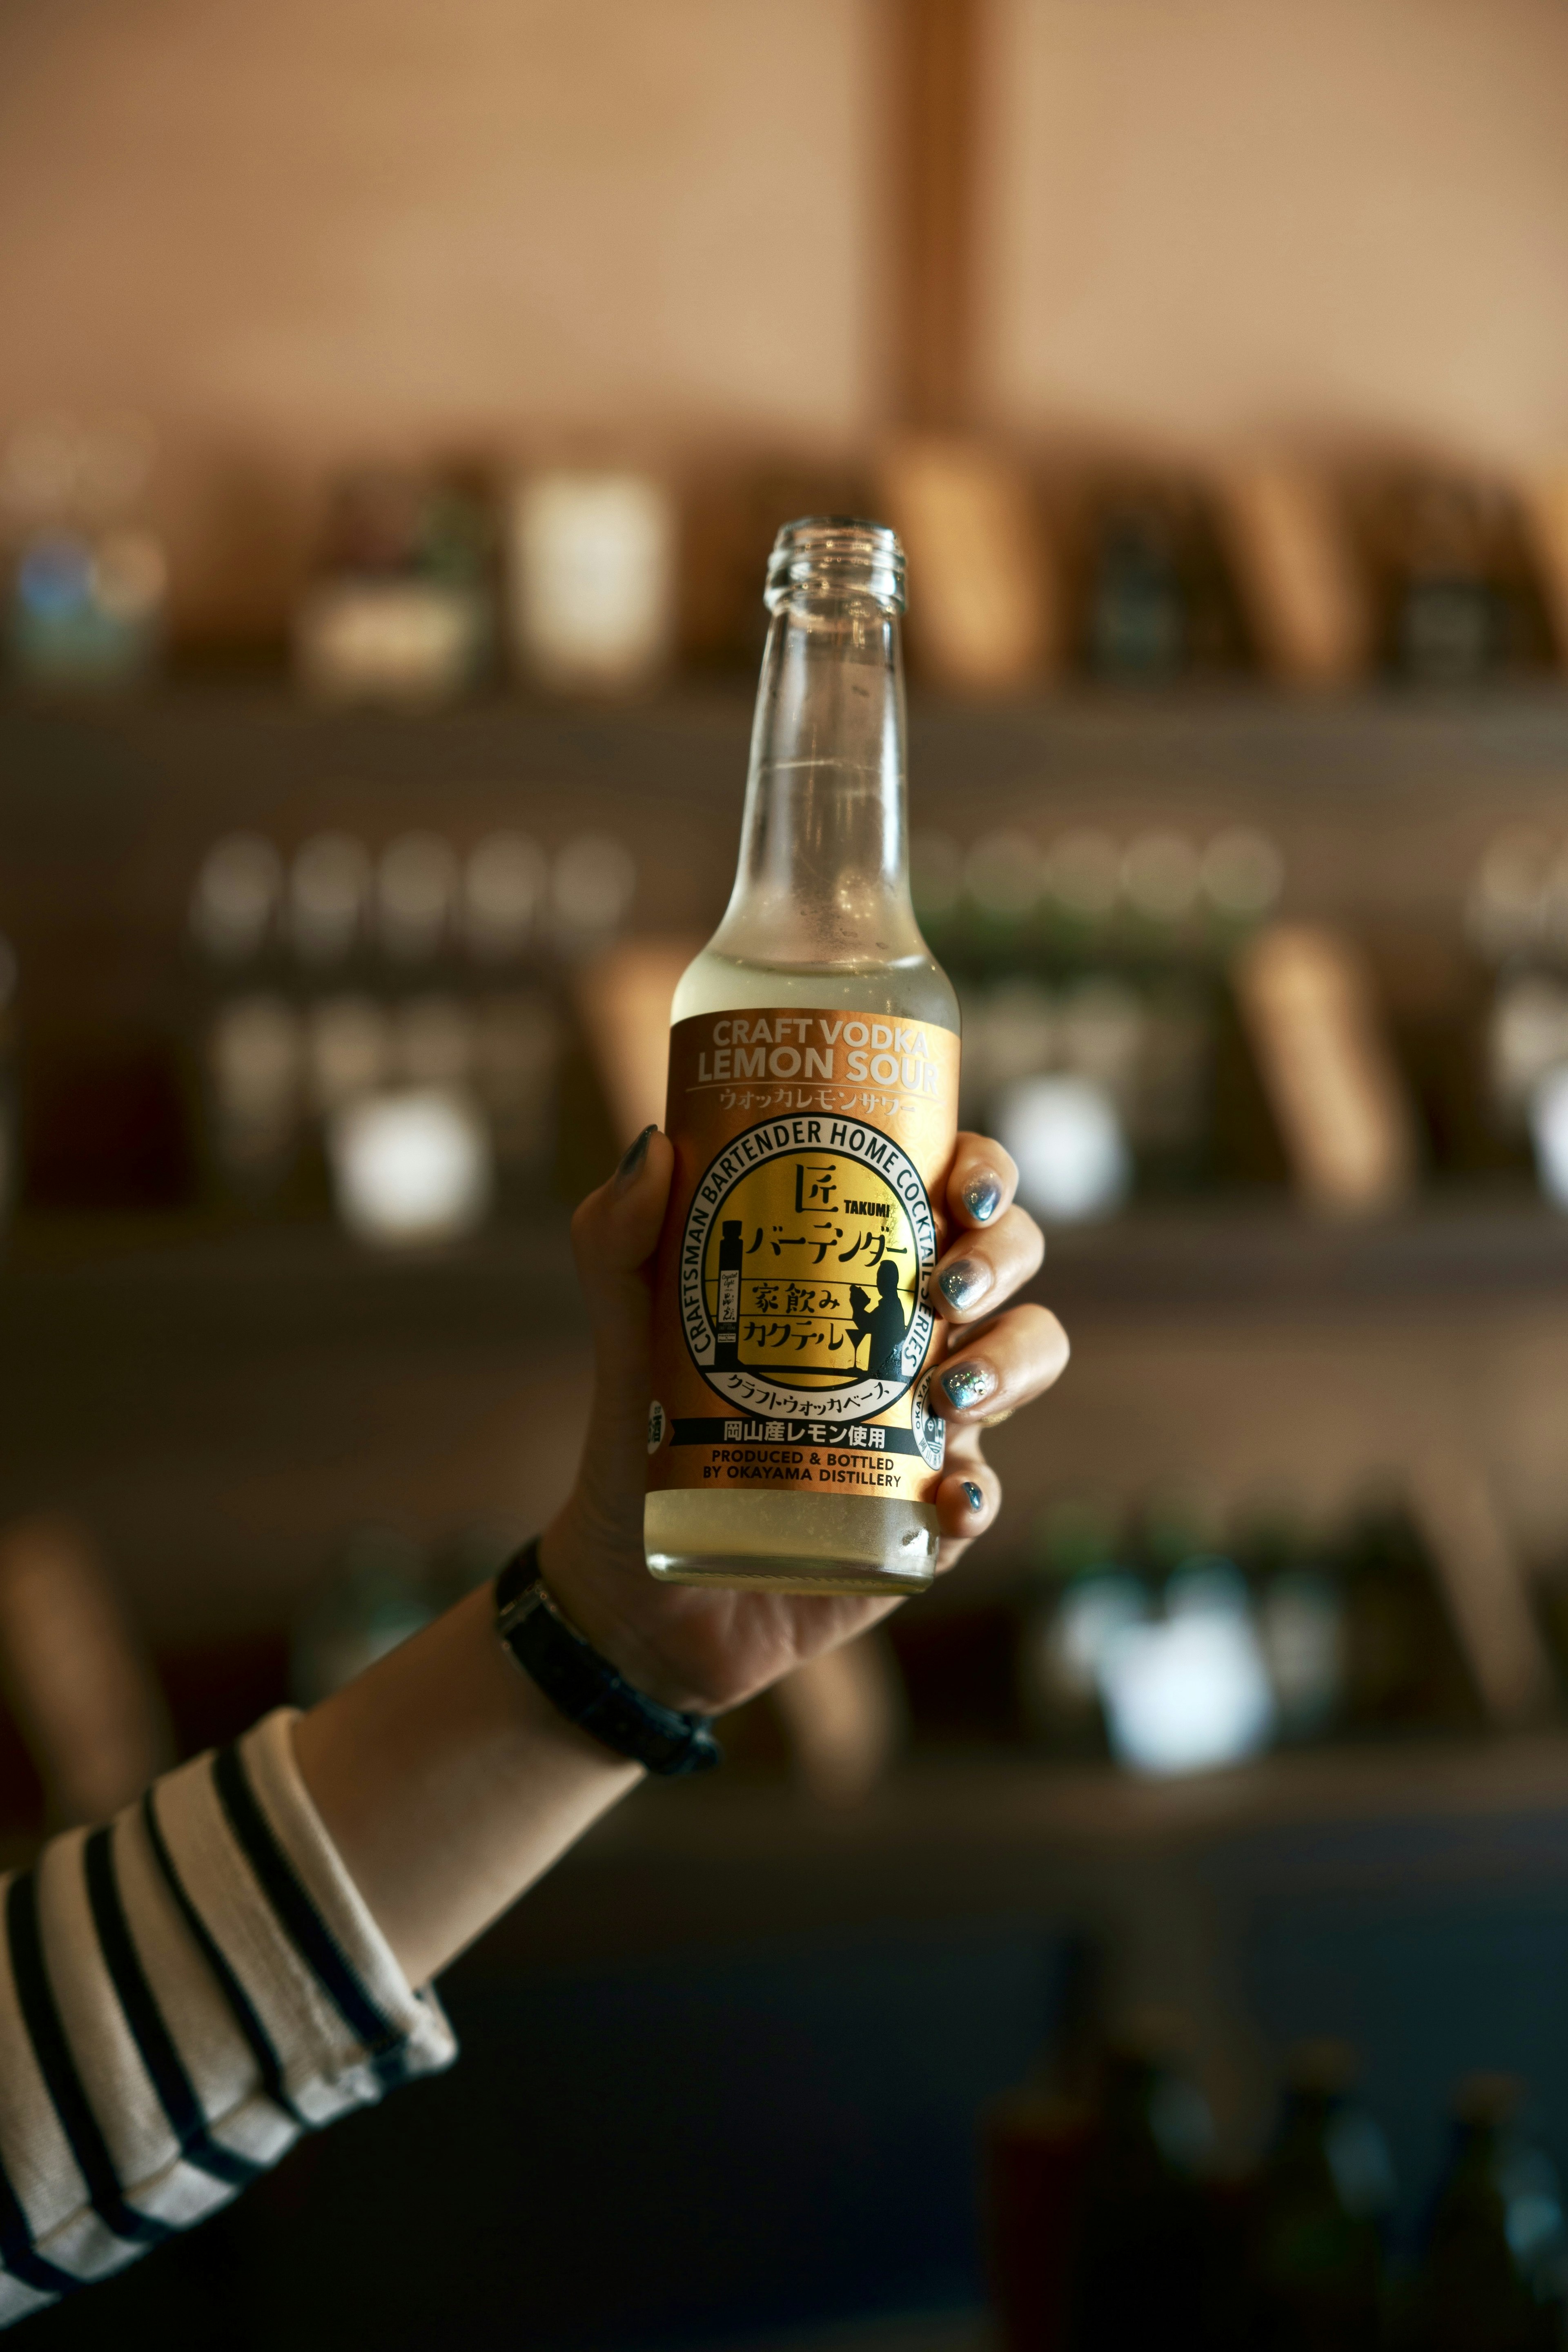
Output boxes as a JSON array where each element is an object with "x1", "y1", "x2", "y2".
[
  {"x1": 942, "y1": 1361, "x2": 997, "y2": 1410},
  {"x1": 962, "y1": 1480, "x2": 985, "y2": 1512},
  {"x1": 963, "y1": 1173, "x2": 1004, "y2": 1223},
  {"x1": 938, "y1": 1257, "x2": 990, "y2": 1312}
]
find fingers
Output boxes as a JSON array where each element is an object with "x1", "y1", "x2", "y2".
[
  {"x1": 932, "y1": 1203, "x2": 1043, "y2": 1326},
  {"x1": 569, "y1": 1125, "x2": 675, "y2": 1323},
  {"x1": 933, "y1": 1462, "x2": 1000, "y2": 1543},
  {"x1": 932, "y1": 1301, "x2": 1070, "y2": 1426},
  {"x1": 945, "y1": 1134, "x2": 1018, "y2": 1233}
]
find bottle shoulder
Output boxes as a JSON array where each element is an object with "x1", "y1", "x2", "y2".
[{"x1": 672, "y1": 947, "x2": 960, "y2": 1033}]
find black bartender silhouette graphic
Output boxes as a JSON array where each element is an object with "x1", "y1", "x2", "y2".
[{"x1": 848, "y1": 1260, "x2": 910, "y2": 1379}]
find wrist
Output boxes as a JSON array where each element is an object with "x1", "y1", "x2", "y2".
[
  {"x1": 538, "y1": 1506, "x2": 707, "y2": 1715},
  {"x1": 496, "y1": 1543, "x2": 719, "y2": 1777}
]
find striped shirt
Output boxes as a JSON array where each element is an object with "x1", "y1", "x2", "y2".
[{"x1": 0, "y1": 1708, "x2": 457, "y2": 2326}]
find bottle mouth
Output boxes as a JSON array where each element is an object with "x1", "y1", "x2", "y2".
[{"x1": 765, "y1": 517, "x2": 906, "y2": 614}]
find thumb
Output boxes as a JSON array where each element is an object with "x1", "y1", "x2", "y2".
[
  {"x1": 557, "y1": 1126, "x2": 674, "y2": 1570},
  {"x1": 570, "y1": 1124, "x2": 675, "y2": 1333}
]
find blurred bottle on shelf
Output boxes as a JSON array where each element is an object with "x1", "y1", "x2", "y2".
[
  {"x1": 1410, "y1": 1455, "x2": 1555, "y2": 1735},
  {"x1": 369, "y1": 830, "x2": 492, "y2": 1241},
  {"x1": 922, "y1": 822, "x2": 1283, "y2": 1219},
  {"x1": 291, "y1": 831, "x2": 374, "y2": 976},
  {"x1": 1020, "y1": 1492, "x2": 1279, "y2": 1778},
  {"x1": 294, "y1": 469, "x2": 494, "y2": 704},
  {"x1": 1083, "y1": 484, "x2": 1252, "y2": 684},
  {"x1": 877, "y1": 437, "x2": 1061, "y2": 692},
  {"x1": 988, "y1": 1951, "x2": 1216, "y2": 2352},
  {"x1": 327, "y1": 1085, "x2": 494, "y2": 1248},
  {"x1": 463, "y1": 833, "x2": 564, "y2": 1201},
  {"x1": 1017, "y1": 1499, "x2": 1145, "y2": 1757},
  {"x1": 1066, "y1": 2013, "x2": 1216, "y2": 2349},
  {"x1": 1098, "y1": 1500, "x2": 1276, "y2": 1777},
  {"x1": 0, "y1": 415, "x2": 167, "y2": 689},
  {"x1": 1022, "y1": 1481, "x2": 1488, "y2": 1772},
  {"x1": 1372, "y1": 478, "x2": 1550, "y2": 688},
  {"x1": 461, "y1": 831, "x2": 548, "y2": 966},
  {"x1": 291, "y1": 1526, "x2": 438, "y2": 1706},
  {"x1": 291, "y1": 835, "x2": 396, "y2": 1216},
  {"x1": 1216, "y1": 463, "x2": 1371, "y2": 690},
  {"x1": 1398, "y1": 2075, "x2": 1568, "y2": 2352},
  {"x1": 306, "y1": 825, "x2": 497, "y2": 1246},
  {"x1": 1237, "y1": 1501, "x2": 1348, "y2": 1746},
  {"x1": 509, "y1": 468, "x2": 676, "y2": 695},
  {"x1": 1465, "y1": 825, "x2": 1568, "y2": 1200},
  {"x1": 548, "y1": 831, "x2": 639, "y2": 959},
  {"x1": 1247, "y1": 2040, "x2": 1394, "y2": 2352},
  {"x1": 1086, "y1": 499, "x2": 1188, "y2": 682},
  {"x1": 188, "y1": 823, "x2": 599, "y2": 1227},
  {"x1": 1235, "y1": 921, "x2": 1420, "y2": 1219},
  {"x1": 190, "y1": 834, "x2": 303, "y2": 1208},
  {"x1": 984, "y1": 1934, "x2": 1109, "y2": 2351},
  {"x1": 1337, "y1": 1491, "x2": 1480, "y2": 1733}
]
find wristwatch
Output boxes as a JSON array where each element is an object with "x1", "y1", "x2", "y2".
[{"x1": 494, "y1": 1540, "x2": 722, "y2": 1778}]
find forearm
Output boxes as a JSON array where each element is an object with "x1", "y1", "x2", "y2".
[{"x1": 291, "y1": 1581, "x2": 641, "y2": 1986}]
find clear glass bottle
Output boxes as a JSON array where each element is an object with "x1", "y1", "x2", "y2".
[{"x1": 644, "y1": 518, "x2": 959, "y2": 1596}]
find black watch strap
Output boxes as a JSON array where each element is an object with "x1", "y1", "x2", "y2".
[{"x1": 494, "y1": 1540, "x2": 721, "y2": 1778}]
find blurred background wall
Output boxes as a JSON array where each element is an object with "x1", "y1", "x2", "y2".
[
  {"x1": 983, "y1": 0, "x2": 1568, "y2": 462},
  {"x1": 7, "y1": 0, "x2": 1568, "y2": 640},
  {"x1": 0, "y1": 0, "x2": 880, "y2": 639}
]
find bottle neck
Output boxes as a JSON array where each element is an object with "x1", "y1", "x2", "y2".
[{"x1": 709, "y1": 589, "x2": 925, "y2": 972}]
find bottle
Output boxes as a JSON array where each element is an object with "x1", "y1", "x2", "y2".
[
  {"x1": 984, "y1": 1933, "x2": 1109, "y2": 2350},
  {"x1": 1067, "y1": 2012, "x2": 1215, "y2": 2350},
  {"x1": 1249, "y1": 2040, "x2": 1393, "y2": 2352},
  {"x1": 188, "y1": 833, "x2": 303, "y2": 1209},
  {"x1": 1016, "y1": 1499, "x2": 1145, "y2": 1757},
  {"x1": 1338, "y1": 1491, "x2": 1479, "y2": 1732},
  {"x1": 644, "y1": 519, "x2": 959, "y2": 1595},
  {"x1": 1237, "y1": 1501, "x2": 1347, "y2": 1746},
  {"x1": 1402, "y1": 2075, "x2": 1568, "y2": 2351}
]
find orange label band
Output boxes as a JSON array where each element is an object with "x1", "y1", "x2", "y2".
[{"x1": 647, "y1": 1010, "x2": 961, "y2": 1506}]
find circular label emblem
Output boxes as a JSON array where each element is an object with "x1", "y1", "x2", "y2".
[
  {"x1": 911, "y1": 1369, "x2": 947, "y2": 1471},
  {"x1": 679, "y1": 1117, "x2": 938, "y2": 1423}
]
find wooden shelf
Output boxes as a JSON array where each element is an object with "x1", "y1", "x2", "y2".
[
  {"x1": 470, "y1": 1729, "x2": 1568, "y2": 1973},
  {"x1": 7, "y1": 1191, "x2": 1568, "y2": 1314},
  {"x1": 1041, "y1": 1192, "x2": 1568, "y2": 1314}
]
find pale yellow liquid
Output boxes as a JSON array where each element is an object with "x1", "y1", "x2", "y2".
[{"x1": 644, "y1": 944, "x2": 960, "y2": 1597}]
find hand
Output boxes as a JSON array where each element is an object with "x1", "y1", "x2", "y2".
[{"x1": 540, "y1": 1128, "x2": 1069, "y2": 1717}]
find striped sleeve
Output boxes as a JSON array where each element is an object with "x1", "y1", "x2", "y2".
[{"x1": 0, "y1": 1708, "x2": 457, "y2": 2327}]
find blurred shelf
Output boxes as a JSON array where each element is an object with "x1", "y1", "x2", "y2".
[
  {"x1": 0, "y1": 1205, "x2": 579, "y2": 1302},
  {"x1": 474, "y1": 1730, "x2": 1568, "y2": 1972},
  {"x1": 1041, "y1": 1192, "x2": 1568, "y2": 1314},
  {"x1": 6, "y1": 1192, "x2": 1568, "y2": 1316},
  {"x1": 7, "y1": 681, "x2": 1568, "y2": 927}
]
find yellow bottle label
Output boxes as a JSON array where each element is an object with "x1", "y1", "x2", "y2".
[{"x1": 647, "y1": 1009, "x2": 961, "y2": 1505}]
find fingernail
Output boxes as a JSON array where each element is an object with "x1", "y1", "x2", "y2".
[
  {"x1": 962, "y1": 1480, "x2": 985, "y2": 1514},
  {"x1": 963, "y1": 1173, "x2": 1004, "y2": 1224},
  {"x1": 941, "y1": 1360, "x2": 998, "y2": 1412},
  {"x1": 615, "y1": 1124, "x2": 656, "y2": 1194},
  {"x1": 938, "y1": 1256, "x2": 992, "y2": 1313}
]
